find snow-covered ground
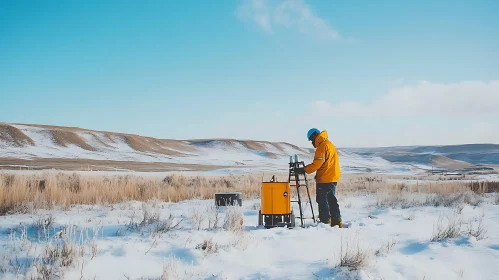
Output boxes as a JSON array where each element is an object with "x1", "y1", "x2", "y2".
[{"x1": 1, "y1": 193, "x2": 499, "y2": 280}]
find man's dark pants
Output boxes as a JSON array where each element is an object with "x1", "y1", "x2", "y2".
[{"x1": 316, "y1": 182, "x2": 341, "y2": 223}]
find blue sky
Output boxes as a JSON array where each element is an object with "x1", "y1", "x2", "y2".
[{"x1": 1, "y1": 0, "x2": 498, "y2": 147}]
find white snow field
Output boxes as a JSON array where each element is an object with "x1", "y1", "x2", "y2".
[
  {"x1": 1, "y1": 193, "x2": 499, "y2": 280},
  {"x1": 0, "y1": 124, "x2": 426, "y2": 174}
]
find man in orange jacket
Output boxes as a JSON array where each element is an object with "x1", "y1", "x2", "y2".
[{"x1": 295, "y1": 128, "x2": 342, "y2": 228}]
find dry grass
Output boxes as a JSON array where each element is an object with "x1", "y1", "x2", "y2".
[
  {"x1": 195, "y1": 238, "x2": 220, "y2": 255},
  {"x1": 1, "y1": 172, "x2": 497, "y2": 216},
  {"x1": 430, "y1": 214, "x2": 488, "y2": 241},
  {"x1": 335, "y1": 232, "x2": 371, "y2": 270},
  {"x1": 375, "y1": 239, "x2": 398, "y2": 257},
  {"x1": 160, "y1": 255, "x2": 185, "y2": 280},
  {"x1": 339, "y1": 175, "x2": 480, "y2": 194},
  {"x1": 222, "y1": 206, "x2": 244, "y2": 232},
  {"x1": 338, "y1": 174, "x2": 499, "y2": 195},
  {"x1": 0, "y1": 173, "x2": 262, "y2": 215},
  {"x1": 467, "y1": 181, "x2": 499, "y2": 193},
  {"x1": 464, "y1": 214, "x2": 488, "y2": 240},
  {"x1": 3, "y1": 223, "x2": 102, "y2": 279},
  {"x1": 431, "y1": 215, "x2": 462, "y2": 242},
  {"x1": 125, "y1": 201, "x2": 183, "y2": 236},
  {"x1": 371, "y1": 192, "x2": 471, "y2": 210}
]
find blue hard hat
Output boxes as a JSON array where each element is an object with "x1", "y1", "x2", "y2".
[{"x1": 307, "y1": 128, "x2": 320, "y2": 140}]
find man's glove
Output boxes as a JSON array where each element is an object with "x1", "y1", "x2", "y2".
[{"x1": 294, "y1": 167, "x2": 306, "y2": 174}]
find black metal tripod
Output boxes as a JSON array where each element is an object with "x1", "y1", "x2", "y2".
[{"x1": 289, "y1": 161, "x2": 316, "y2": 228}]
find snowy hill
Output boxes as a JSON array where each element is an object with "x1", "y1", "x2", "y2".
[
  {"x1": 346, "y1": 144, "x2": 499, "y2": 168},
  {"x1": 0, "y1": 123, "x2": 421, "y2": 174}
]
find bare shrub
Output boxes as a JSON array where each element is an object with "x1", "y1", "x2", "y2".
[
  {"x1": 223, "y1": 206, "x2": 244, "y2": 232},
  {"x1": 440, "y1": 193, "x2": 464, "y2": 207},
  {"x1": 464, "y1": 215, "x2": 488, "y2": 240},
  {"x1": 404, "y1": 213, "x2": 416, "y2": 220},
  {"x1": 153, "y1": 214, "x2": 183, "y2": 236},
  {"x1": 372, "y1": 192, "x2": 420, "y2": 209},
  {"x1": 229, "y1": 232, "x2": 252, "y2": 251},
  {"x1": 126, "y1": 202, "x2": 182, "y2": 235},
  {"x1": 32, "y1": 214, "x2": 55, "y2": 232},
  {"x1": 463, "y1": 192, "x2": 482, "y2": 207},
  {"x1": 344, "y1": 200, "x2": 353, "y2": 208},
  {"x1": 141, "y1": 201, "x2": 161, "y2": 226},
  {"x1": 455, "y1": 204, "x2": 464, "y2": 214},
  {"x1": 189, "y1": 205, "x2": 205, "y2": 231},
  {"x1": 126, "y1": 202, "x2": 161, "y2": 230},
  {"x1": 160, "y1": 255, "x2": 183, "y2": 280},
  {"x1": 431, "y1": 215, "x2": 462, "y2": 242},
  {"x1": 40, "y1": 240, "x2": 77, "y2": 268},
  {"x1": 495, "y1": 193, "x2": 499, "y2": 205},
  {"x1": 29, "y1": 224, "x2": 101, "y2": 279},
  {"x1": 195, "y1": 238, "x2": 219, "y2": 255},
  {"x1": 336, "y1": 232, "x2": 370, "y2": 270},
  {"x1": 375, "y1": 239, "x2": 397, "y2": 257},
  {"x1": 252, "y1": 202, "x2": 261, "y2": 210},
  {"x1": 206, "y1": 205, "x2": 221, "y2": 231}
]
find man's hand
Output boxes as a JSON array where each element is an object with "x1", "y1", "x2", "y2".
[{"x1": 294, "y1": 167, "x2": 305, "y2": 174}]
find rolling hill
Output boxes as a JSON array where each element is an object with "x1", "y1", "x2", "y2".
[
  {"x1": 345, "y1": 144, "x2": 499, "y2": 167},
  {"x1": 0, "y1": 123, "x2": 423, "y2": 174}
]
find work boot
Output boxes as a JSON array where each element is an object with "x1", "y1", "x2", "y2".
[{"x1": 330, "y1": 217, "x2": 342, "y2": 228}]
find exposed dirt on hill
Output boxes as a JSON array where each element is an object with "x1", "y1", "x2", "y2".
[
  {"x1": 50, "y1": 130, "x2": 97, "y2": 151},
  {"x1": 87, "y1": 132, "x2": 114, "y2": 148},
  {"x1": 0, "y1": 124, "x2": 35, "y2": 147},
  {"x1": 121, "y1": 135, "x2": 181, "y2": 156},
  {"x1": 431, "y1": 155, "x2": 473, "y2": 170}
]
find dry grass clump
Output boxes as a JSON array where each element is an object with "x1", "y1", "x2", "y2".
[
  {"x1": 126, "y1": 201, "x2": 182, "y2": 236},
  {"x1": 160, "y1": 255, "x2": 187, "y2": 280},
  {"x1": 335, "y1": 232, "x2": 371, "y2": 271},
  {"x1": 339, "y1": 176, "x2": 386, "y2": 193},
  {"x1": 431, "y1": 214, "x2": 488, "y2": 242},
  {"x1": 339, "y1": 174, "x2": 499, "y2": 196},
  {"x1": 467, "y1": 181, "x2": 499, "y2": 193},
  {"x1": 195, "y1": 238, "x2": 220, "y2": 255},
  {"x1": 375, "y1": 239, "x2": 397, "y2": 257},
  {"x1": 0, "y1": 172, "x2": 261, "y2": 215},
  {"x1": 3, "y1": 223, "x2": 101, "y2": 279},
  {"x1": 431, "y1": 215, "x2": 462, "y2": 241},
  {"x1": 464, "y1": 215, "x2": 488, "y2": 240},
  {"x1": 195, "y1": 232, "x2": 251, "y2": 256},
  {"x1": 372, "y1": 191, "x2": 470, "y2": 210},
  {"x1": 223, "y1": 206, "x2": 244, "y2": 232},
  {"x1": 338, "y1": 175, "x2": 477, "y2": 195}
]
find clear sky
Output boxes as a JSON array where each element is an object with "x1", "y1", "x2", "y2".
[{"x1": 1, "y1": 0, "x2": 498, "y2": 147}]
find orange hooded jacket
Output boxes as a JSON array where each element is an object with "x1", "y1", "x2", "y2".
[{"x1": 303, "y1": 130, "x2": 341, "y2": 183}]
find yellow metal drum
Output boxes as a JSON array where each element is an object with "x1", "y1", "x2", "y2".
[{"x1": 261, "y1": 182, "x2": 291, "y2": 215}]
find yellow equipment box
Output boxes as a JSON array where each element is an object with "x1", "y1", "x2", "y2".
[
  {"x1": 261, "y1": 182, "x2": 291, "y2": 215},
  {"x1": 258, "y1": 181, "x2": 295, "y2": 228}
]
